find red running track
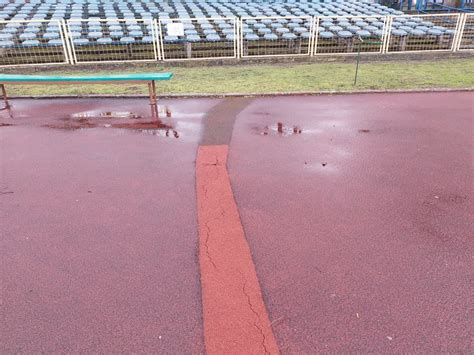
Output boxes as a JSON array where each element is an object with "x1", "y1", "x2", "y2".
[
  {"x1": 1, "y1": 93, "x2": 473, "y2": 353},
  {"x1": 228, "y1": 92, "x2": 473, "y2": 353}
]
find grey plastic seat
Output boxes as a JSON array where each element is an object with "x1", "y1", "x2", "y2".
[{"x1": 391, "y1": 29, "x2": 408, "y2": 36}]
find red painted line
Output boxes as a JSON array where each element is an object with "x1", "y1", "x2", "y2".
[{"x1": 196, "y1": 145, "x2": 279, "y2": 355}]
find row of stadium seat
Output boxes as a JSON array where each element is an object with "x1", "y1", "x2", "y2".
[
  {"x1": 0, "y1": 1, "x2": 456, "y2": 48},
  {"x1": 0, "y1": 0, "x2": 403, "y2": 21}
]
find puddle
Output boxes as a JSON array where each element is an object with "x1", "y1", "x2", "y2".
[
  {"x1": 70, "y1": 111, "x2": 142, "y2": 120},
  {"x1": 254, "y1": 122, "x2": 303, "y2": 136},
  {"x1": 358, "y1": 129, "x2": 371, "y2": 133},
  {"x1": 43, "y1": 118, "x2": 180, "y2": 138},
  {"x1": 0, "y1": 123, "x2": 14, "y2": 127}
]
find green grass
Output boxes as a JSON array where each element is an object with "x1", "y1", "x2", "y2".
[{"x1": 3, "y1": 58, "x2": 474, "y2": 96}]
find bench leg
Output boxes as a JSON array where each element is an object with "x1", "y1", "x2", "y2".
[
  {"x1": 148, "y1": 80, "x2": 158, "y2": 119},
  {"x1": 1, "y1": 84, "x2": 10, "y2": 111}
]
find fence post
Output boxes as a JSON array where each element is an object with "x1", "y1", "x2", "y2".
[
  {"x1": 153, "y1": 18, "x2": 161, "y2": 61},
  {"x1": 382, "y1": 16, "x2": 392, "y2": 54},
  {"x1": 58, "y1": 20, "x2": 72, "y2": 64},
  {"x1": 312, "y1": 16, "x2": 320, "y2": 55},
  {"x1": 453, "y1": 13, "x2": 466, "y2": 52}
]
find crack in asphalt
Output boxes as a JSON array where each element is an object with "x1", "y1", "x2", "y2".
[
  {"x1": 203, "y1": 221, "x2": 218, "y2": 270},
  {"x1": 242, "y1": 276, "x2": 271, "y2": 355}
]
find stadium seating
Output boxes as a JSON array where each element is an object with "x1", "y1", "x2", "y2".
[{"x1": 0, "y1": 0, "x2": 410, "y2": 48}]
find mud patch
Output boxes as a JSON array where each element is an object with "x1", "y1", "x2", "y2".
[{"x1": 254, "y1": 122, "x2": 303, "y2": 136}]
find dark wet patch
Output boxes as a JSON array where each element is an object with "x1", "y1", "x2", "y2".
[
  {"x1": 255, "y1": 122, "x2": 303, "y2": 137},
  {"x1": 358, "y1": 129, "x2": 371, "y2": 133},
  {"x1": 111, "y1": 121, "x2": 172, "y2": 130},
  {"x1": 43, "y1": 118, "x2": 97, "y2": 130},
  {"x1": 0, "y1": 123, "x2": 14, "y2": 127}
]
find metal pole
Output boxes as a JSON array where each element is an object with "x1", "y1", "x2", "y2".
[
  {"x1": 1, "y1": 84, "x2": 10, "y2": 110},
  {"x1": 148, "y1": 80, "x2": 158, "y2": 119},
  {"x1": 354, "y1": 42, "x2": 361, "y2": 86}
]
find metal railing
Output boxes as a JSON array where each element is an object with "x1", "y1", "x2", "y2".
[{"x1": 0, "y1": 14, "x2": 472, "y2": 66}]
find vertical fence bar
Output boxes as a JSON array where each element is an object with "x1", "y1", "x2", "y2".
[
  {"x1": 382, "y1": 16, "x2": 392, "y2": 54},
  {"x1": 454, "y1": 13, "x2": 467, "y2": 51},
  {"x1": 59, "y1": 20, "x2": 72, "y2": 64},
  {"x1": 152, "y1": 18, "x2": 160, "y2": 61},
  {"x1": 312, "y1": 17, "x2": 320, "y2": 55}
]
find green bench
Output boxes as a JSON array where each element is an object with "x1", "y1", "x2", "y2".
[{"x1": 0, "y1": 72, "x2": 173, "y2": 118}]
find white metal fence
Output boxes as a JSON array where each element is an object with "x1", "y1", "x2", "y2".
[
  {"x1": 240, "y1": 16, "x2": 314, "y2": 57},
  {"x1": 457, "y1": 14, "x2": 474, "y2": 51},
  {"x1": 314, "y1": 15, "x2": 388, "y2": 55},
  {"x1": 0, "y1": 14, "x2": 472, "y2": 66},
  {"x1": 66, "y1": 19, "x2": 158, "y2": 64},
  {"x1": 385, "y1": 14, "x2": 460, "y2": 53},
  {"x1": 158, "y1": 17, "x2": 237, "y2": 60},
  {"x1": 0, "y1": 19, "x2": 69, "y2": 66}
]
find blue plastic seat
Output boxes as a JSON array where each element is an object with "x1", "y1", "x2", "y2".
[
  {"x1": 164, "y1": 35, "x2": 178, "y2": 43},
  {"x1": 19, "y1": 32, "x2": 37, "y2": 40},
  {"x1": 276, "y1": 27, "x2": 290, "y2": 34},
  {"x1": 88, "y1": 32, "x2": 102, "y2": 39},
  {"x1": 129, "y1": 30, "x2": 143, "y2": 38},
  {"x1": 22, "y1": 39, "x2": 41, "y2": 46},
  {"x1": 356, "y1": 30, "x2": 371, "y2": 38},
  {"x1": 282, "y1": 32, "x2": 297, "y2": 40},
  {"x1": 338, "y1": 30, "x2": 353, "y2": 38},
  {"x1": 409, "y1": 29, "x2": 426, "y2": 36},
  {"x1": 206, "y1": 34, "x2": 221, "y2": 42},
  {"x1": 120, "y1": 37, "x2": 135, "y2": 44},
  {"x1": 319, "y1": 31, "x2": 335, "y2": 39},
  {"x1": 245, "y1": 33, "x2": 259, "y2": 41},
  {"x1": 0, "y1": 40, "x2": 14, "y2": 47}
]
